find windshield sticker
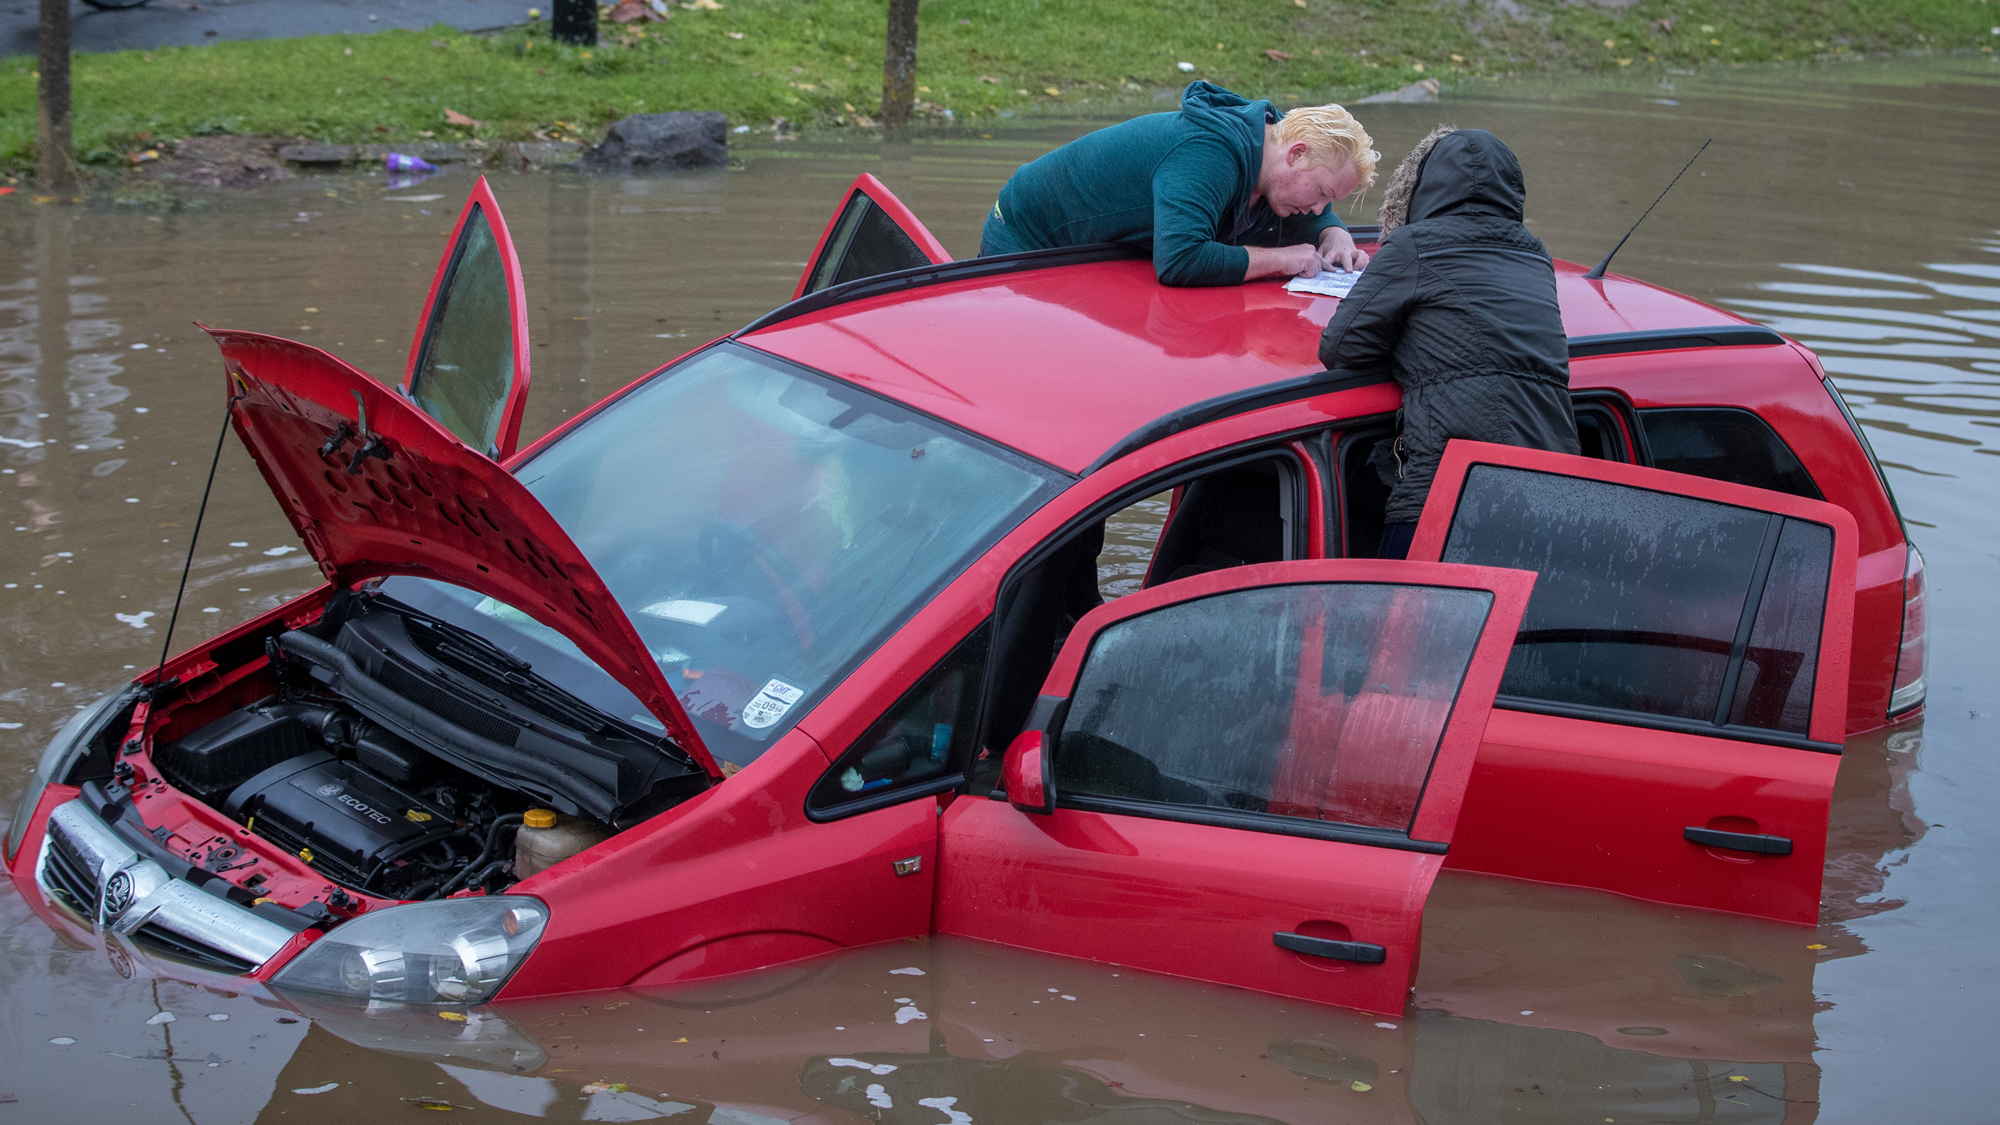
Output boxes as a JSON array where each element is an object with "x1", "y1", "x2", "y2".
[
  {"x1": 641, "y1": 599, "x2": 728, "y2": 626},
  {"x1": 741, "y1": 678, "x2": 805, "y2": 729}
]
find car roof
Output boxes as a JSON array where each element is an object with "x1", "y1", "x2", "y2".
[{"x1": 739, "y1": 254, "x2": 1764, "y2": 475}]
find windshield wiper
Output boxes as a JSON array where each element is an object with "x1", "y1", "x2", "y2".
[{"x1": 389, "y1": 605, "x2": 623, "y2": 739}]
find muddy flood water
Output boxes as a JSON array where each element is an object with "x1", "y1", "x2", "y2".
[{"x1": 1, "y1": 55, "x2": 1996, "y2": 1123}]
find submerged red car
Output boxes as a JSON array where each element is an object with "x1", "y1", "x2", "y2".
[{"x1": 4, "y1": 175, "x2": 1923, "y2": 1018}]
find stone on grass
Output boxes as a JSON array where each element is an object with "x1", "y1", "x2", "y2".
[
  {"x1": 579, "y1": 112, "x2": 728, "y2": 171},
  {"x1": 1357, "y1": 78, "x2": 1441, "y2": 105}
]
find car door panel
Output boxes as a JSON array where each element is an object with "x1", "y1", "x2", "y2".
[
  {"x1": 1409, "y1": 440, "x2": 1857, "y2": 923},
  {"x1": 939, "y1": 800, "x2": 1437, "y2": 1013},
  {"x1": 938, "y1": 559, "x2": 1536, "y2": 1016},
  {"x1": 1455, "y1": 709, "x2": 1838, "y2": 922},
  {"x1": 404, "y1": 176, "x2": 533, "y2": 461},
  {"x1": 795, "y1": 174, "x2": 952, "y2": 299}
]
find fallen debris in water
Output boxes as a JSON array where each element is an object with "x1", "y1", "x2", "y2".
[{"x1": 1357, "y1": 78, "x2": 1441, "y2": 104}]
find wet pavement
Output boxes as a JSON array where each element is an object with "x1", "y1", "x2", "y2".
[
  {"x1": 1, "y1": 0, "x2": 528, "y2": 59},
  {"x1": 1, "y1": 53, "x2": 1996, "y2": 1122}
]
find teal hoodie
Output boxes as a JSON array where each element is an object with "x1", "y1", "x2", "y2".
[{"x1": 984, "y1": 82, "x2": 1347, "y2": 286}]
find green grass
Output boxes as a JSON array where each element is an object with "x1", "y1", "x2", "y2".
[{"x1": 2, "y1": 0, "x2": 1995, "y2": 177}]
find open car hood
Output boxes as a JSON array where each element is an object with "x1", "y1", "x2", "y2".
[{"x1": 208, "y1": 328, "x2": 723, "y2": 780}]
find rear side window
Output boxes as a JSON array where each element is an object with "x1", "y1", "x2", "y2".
[
  {"x1": 1054, "y1": 583, "x2": 1492, "y2": 835},
  {"x1": 1639, "y1": 408, "x2": 1822, "y2": 500},
  {"x1": 1439, "y1": 465, "x2": 1831, "y2": 739}
]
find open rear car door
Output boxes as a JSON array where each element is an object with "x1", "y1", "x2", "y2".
[
  {"x1": 938, "y1": 559, "x2": 1536, "y2": 1016},
  {"x1": 794, "y1": 174, "x2": 952, "y2": 299},
  {"x1": 1409, "y1": 441, "x2": 1858, "y2": 924},
  {"x1": 403, "y1": 176, "x2": 533, "y2": 461}
]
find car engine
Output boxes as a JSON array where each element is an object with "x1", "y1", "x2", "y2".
[
  {"x1": 155, "y1": 700, "x2": 526, "y2": 899},
  {"x1": 140, "y1": 589, "x2": 708, "y2": 902}
]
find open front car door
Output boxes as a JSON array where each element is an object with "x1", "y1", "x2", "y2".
[
  {"x1": 403, "y1": 176, "x2": 533, "y2": 461},
  {"x1": 1409, "y1": 440, "x2": 1859, "y2": 924},
  {"x1": 794, "y1": 174, "x2": 952, "y2": 299},
  {"x1": 937, "y1": 559, "x2": 1536, "y2": 1016}
]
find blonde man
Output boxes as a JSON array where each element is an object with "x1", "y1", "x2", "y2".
[{"x1": 980, "y1": 82, "x2": 1379, "y2": 287}]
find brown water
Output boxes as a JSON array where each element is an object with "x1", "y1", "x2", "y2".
[{"x1": 1, "y1": 54, "x2": 1996, "y2": 1122}]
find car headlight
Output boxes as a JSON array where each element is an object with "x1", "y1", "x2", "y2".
[
  {"x1": 6, "y1": 685, "x2": 140, "y2": 862},
  {"x1": 271, "y1": 897, "x2": 549, "y2": 1005}
]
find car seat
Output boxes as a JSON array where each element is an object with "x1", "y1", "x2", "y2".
[{"x1": 1147, "y1": 466, "x2": 1286, "y2": 586}]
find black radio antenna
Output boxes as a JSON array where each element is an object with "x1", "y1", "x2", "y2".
[{"x1": 1583, "y1": 138, "x2": 1711, "y2": 281}]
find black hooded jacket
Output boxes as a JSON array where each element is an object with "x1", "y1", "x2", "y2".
[{"x1": 1318, "y1": 128, "x2": 1579, "y2": 524}]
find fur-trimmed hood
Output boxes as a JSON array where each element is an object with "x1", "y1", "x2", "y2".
[{"x1": 1378, "y1": 126, "x2": 1527, "y2": 233}]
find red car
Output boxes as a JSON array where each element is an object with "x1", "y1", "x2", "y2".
[{"x1": 4, "y1": 175, "x2": 1924, "y2": 1018}]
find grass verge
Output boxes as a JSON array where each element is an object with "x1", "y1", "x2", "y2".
[{"x1": 1, "y1": 0, "x2": 1995, "y2": 179}]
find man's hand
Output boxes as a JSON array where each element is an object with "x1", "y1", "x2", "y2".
[
  {"x1": 1318, "y1": 226, "x2": 1367, "y2": 273},
  {"x1": 1244, "y1": 243, "x2": 1327, "y2": 281}
]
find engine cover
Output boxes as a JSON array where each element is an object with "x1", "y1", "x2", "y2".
[{"x1": 224, "y1": 751, "x2": 457, "y2": 891}]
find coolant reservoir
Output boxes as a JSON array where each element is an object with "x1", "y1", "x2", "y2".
[{"x1": 513, "y1": 808, "x2": 608, "y2": 879}]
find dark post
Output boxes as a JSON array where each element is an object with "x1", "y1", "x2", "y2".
[
  {"x1": 881, "y1": 0, "x2": 918, "y2": 127},
  {"x1": 552, "y1": 0, "x2": 597, "y2": 47},
  {"x1": 36, "y1": 0, "x2": 75, "y2": 191}
]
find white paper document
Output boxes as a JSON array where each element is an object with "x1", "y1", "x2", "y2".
[{"x1": 1284, "y1": 269, "x2": 1364, "y2": 298}]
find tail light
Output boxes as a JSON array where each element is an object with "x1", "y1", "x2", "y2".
[{"x1": 1889, "y1": 543, "x2": 1926, "y2": 716}]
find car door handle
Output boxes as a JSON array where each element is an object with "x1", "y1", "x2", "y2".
[
  {"x1": 1683, "y1": 827, "x2": 1794, "y2": 855},
  {"x1": 1273, "y1": 932, "x2": 1387, "y2": 964}
]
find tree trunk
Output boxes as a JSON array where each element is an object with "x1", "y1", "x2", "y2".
[
  {"x1": 881, "y1": 0, "x2": 919, "y2": 127},
  {"x1": 552, "y1": 0, "x2": 597, "y2": 47},
  {"x1": 36, "y1": 0, "x2": 75, "y2": 191}
]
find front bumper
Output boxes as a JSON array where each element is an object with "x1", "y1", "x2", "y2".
[{"x1": 35, "y1": 798, "x2": 304, "y2": 974}]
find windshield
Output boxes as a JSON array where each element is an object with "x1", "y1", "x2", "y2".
[{"x1": 381, "y1": 343, "x2": 1062, "y2": 766}]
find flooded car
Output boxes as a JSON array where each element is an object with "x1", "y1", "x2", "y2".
[{"x1": 2, "y1": 173, "x2": 1922, "y2": 1018}]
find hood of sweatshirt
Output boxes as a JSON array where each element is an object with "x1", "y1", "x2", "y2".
[
  {"x1": 1178, "y1": 81, "x2": 1276, "y2": 199},
  {"x1": 1406, "y1": 128, "x2": 1527, "y2": 225}
]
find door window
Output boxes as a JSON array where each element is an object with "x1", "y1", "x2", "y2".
[
  {"x1": 980, "y1": 453, "x2": 1305, "y2": 761},
  {"x1": 1639, "y1": 407, "x2": 1822, "y2": 500},
  {"x1": 410, "y1": 204, "x2": 515, "y2": 458},
  {"x1": 805, "y1": 193, "x2": 933, "y2": 294},
  {"x1": 807, "y1": 624, "x2": 989, "y2": 819},
  {"x1": 1436, "y1": 463, "x2": 1834, "y2": 738},
  {"x1": 1054, "y1": 582, "x2": 1493, "y2": 837}
]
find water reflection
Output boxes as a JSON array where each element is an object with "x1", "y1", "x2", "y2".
[{"x1": 247, "y1": 932, "x2": 1824, "y2": 1124}]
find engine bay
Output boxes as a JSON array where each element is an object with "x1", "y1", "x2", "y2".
[{"x1": 142, "y1": 589, "x2": 711, "y2": 902}]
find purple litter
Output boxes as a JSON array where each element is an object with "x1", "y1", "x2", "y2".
[{"x1": 384, "y1": 153, "x2": 437, "y2": 173}]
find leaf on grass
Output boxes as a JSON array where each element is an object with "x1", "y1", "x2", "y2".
[
  {"x1": 977, "y1": 75, "x2": 999, "y2": 83},
  {"x1": 1265, "y1": 49, "x2": 1294, "y2": 61},
  {"x1": 443, "y1": 109, "x2": 481, "y2": 128}
]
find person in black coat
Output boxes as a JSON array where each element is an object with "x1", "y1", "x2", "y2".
[{"x1": 1318, "y1": 126, "x2": 1580, "y2": 559}]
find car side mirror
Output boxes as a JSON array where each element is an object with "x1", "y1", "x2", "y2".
[{"x1": 1002, "y1": 730, "x2": 1054, "y2": 815}]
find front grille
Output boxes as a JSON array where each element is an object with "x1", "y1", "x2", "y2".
[
  {"x1": 40, "y1": 823, "x2": 100, "y2": 919},
  {"x1": 130, "y1": 923, "x2": 257, "y2": 974}
]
